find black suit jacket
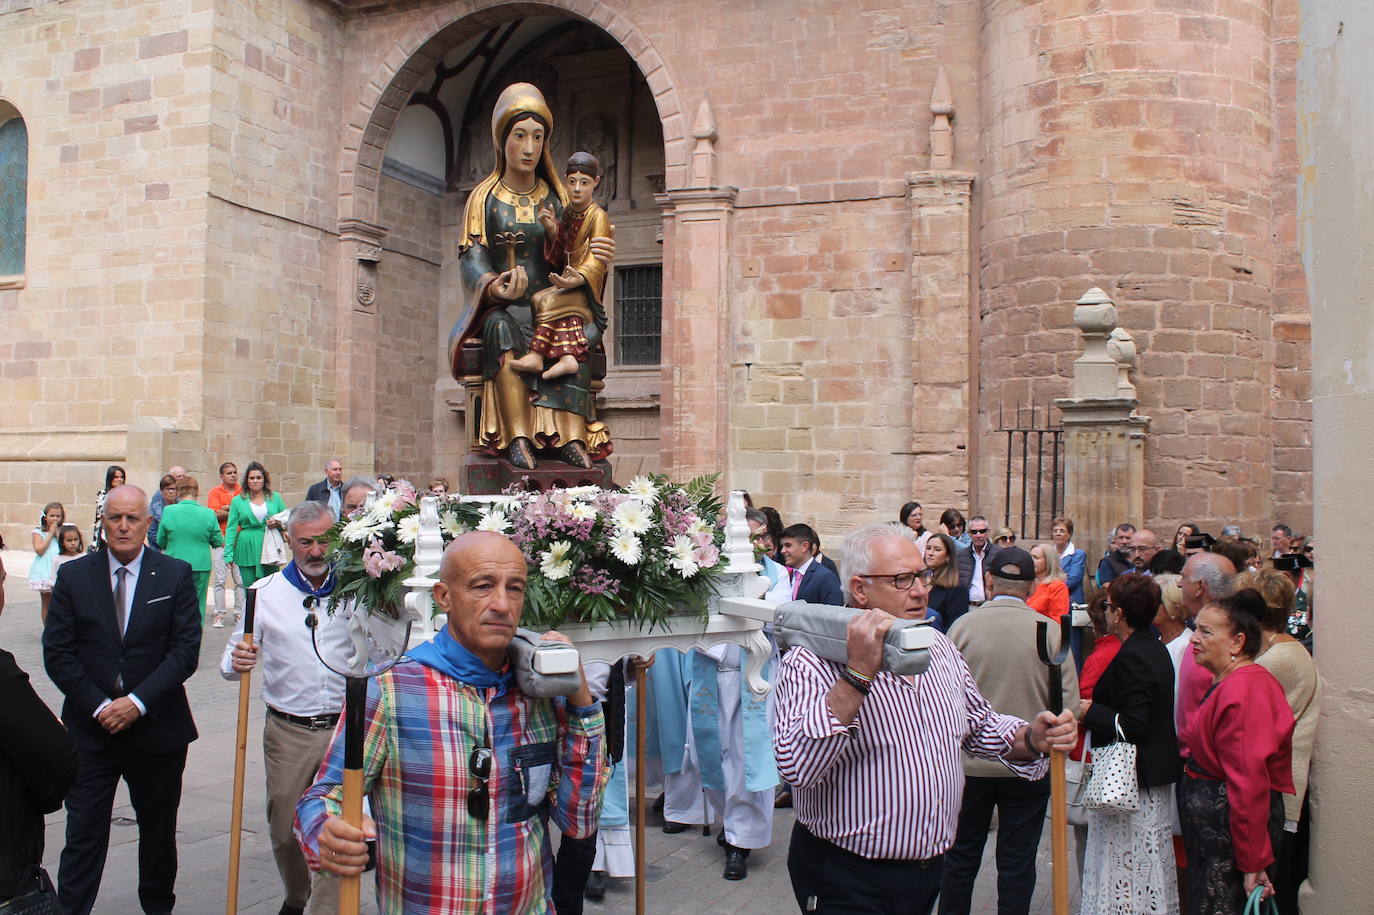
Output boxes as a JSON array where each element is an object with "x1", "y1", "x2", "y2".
[
  {"x1": 795, "y1": 561, "x2": 844, "y2": 606},
  {"x1": 1083, "y1": 628, "x2": 1180, "y2": 788},
  {"x1": 306, "y1": 479, "x2": 336, "y2": 505},
  {"x1": 43, "y1": 548, "x2": 202, "y2": 754}
]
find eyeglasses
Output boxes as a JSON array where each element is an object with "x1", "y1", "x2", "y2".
[
  {"x1": 859, "y1": 571, "x2": 924, "y2": 590},
  {"x1": 996, "y1": 536, "x2": 1015, "y2": 543},
  {"x1": 969, "y1": 528, "x2": 989, "y2": 535},
  {"x1": 468, "y1": 745, "x2": 492, "y2": 820}
]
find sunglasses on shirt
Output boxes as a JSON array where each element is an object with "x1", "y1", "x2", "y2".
[{"x1": 468, "y1": 744, "x2": 492, "y2": 820}]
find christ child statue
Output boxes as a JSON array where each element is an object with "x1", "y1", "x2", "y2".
[{"x1": 508, "y1": 151, "x2": 614, "y2": 380}]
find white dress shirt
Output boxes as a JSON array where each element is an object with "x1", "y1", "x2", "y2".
[
  {"x1": 218, "y1": 570, "x2": 354, "y2": 717},
  {"x1": 99, "y1": 548, "x2": 148, "y2": 716},
  {"x1": 968, "y1": 545, "x2": 989, "y2": 603}
]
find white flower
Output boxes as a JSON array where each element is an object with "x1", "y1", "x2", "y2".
[
  {"x1": 540, "y1": 540, "x2": 574, "y2": 581},
  {"x1": 625, "y1": 475, "x2": 659, "y2": 502},
  {"x1": 609, "y1": 530, "x2": 643, "y2": 565},
  {"x1": 493, "y1": 496, "x2": 522, "y2": 514},
  {"x1": 368, "y1": 490, "x2": 398, "y2": 520},
  {"x1": 612, "y1": 499, "x2": 652, "y2": 536},
  {"x1": 440, "y1": 510, "x2": 469, "y2": 539},
  {"x1": 477, "y1": 509, "x2": 510, "y2": 533},
  {"x1": 666, "y1": 534, "x2": 700, "y2": 578},
  {"x1": 564, "y1": 485, "x2": 601, "y2": 500},
  {"x1": 686, "y1": 515, "x2": 711, "y2": 538},
  {"x1": 569, "y1": 502, "x2": 598, "y2": 521},
  {"x1": 341, "y1": 516, "x2": 390, "y2": 543},
  {"x1": 396, "y1": 515, "x2": 421, "y2": 545}
]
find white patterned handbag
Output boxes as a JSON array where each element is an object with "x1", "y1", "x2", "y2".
[{"x1": 1082, "y1": 714, "x2": 1140, "y2": 813}]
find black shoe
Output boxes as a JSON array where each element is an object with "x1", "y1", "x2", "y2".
[
  {"x1": 278, "y1": 905, "x2": 305, "y2": 915},
  {"x1": 662, "y1": 820, "x2": 691, "y2": 834},
  {"x1": 560, "y1": 440, "x2": 593, "y2": 469},
  {"x1": 508, "y1": 437, "x2": 537, "y2": 470},
  {"x1": 723, "y1": 848, "x2": 749, "y2": 880},
  {"x1": 652, "y1": 794, "x2": 665, "y2": 814},
  {"x1": 585, "y1": 870, "x2": 608, "y2": 900}
]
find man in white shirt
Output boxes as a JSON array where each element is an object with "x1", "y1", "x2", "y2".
[
  {"x1": 959, "y1": 515, "x2": 995, "y2": 608},
  {"x1": 220, "y1": 500, "x2": 354, "y2": 915}
]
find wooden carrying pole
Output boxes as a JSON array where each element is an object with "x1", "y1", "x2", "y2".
[
  {"x1": 225, "y1": 589, "x2": 258, "y2": 915},
  {"x1": 634, "y1": 662, "x2": 648, "y2": 915},
  {"x1": 1036, "y1": 617, "x2": 1072, "y2": 915},
  {"x1": 338, "y1": 675, "x2": 368, "y2": 915}
]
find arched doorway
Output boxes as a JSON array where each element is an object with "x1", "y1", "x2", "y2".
[{"x1": 336, "y1": 5, "x2": 687, "y2": 488}]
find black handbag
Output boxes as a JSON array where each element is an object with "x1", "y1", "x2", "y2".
[{"x1": 0, "y1": 869, "x2": 62, "y2": 915}]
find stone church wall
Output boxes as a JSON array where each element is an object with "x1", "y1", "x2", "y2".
[{"x1": 0, "y1": 0, "x2": 1316, "y2": 548}]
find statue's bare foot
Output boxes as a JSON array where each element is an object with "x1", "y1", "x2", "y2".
[
  {"x1": 560, "y1": 440, "x2": 593, "y2": 469},
  {"x1": 508, "y1": 437, "x2": 537, "y2": 470},
  {"x1": 542, "y1": 355, "x2": 580, "y2": 380},
  {"x1": 507, "y1": 352, "x2": 544, "y2": 374}
]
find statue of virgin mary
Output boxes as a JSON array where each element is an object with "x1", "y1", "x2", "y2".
[{"x1": 447, "y1": 83, "x2": 614, "y2": 471}]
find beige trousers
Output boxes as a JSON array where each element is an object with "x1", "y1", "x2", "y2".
[{"x1": 263, "y1": 712, "x2": 340, "y2": 913}]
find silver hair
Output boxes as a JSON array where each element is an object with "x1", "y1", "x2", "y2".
[
  {"x1": 287, "y1": 500, "x2": 336, "y2": 535},
  {"x1": 342, "y1": 476, "x2": 374, "y2": 497},
  {"x1": 745, "y1": 508, "x2": 767, "y2": 526},
  {"x1": 839, "y1": 522, "x2": 919, "y2": 603},
  {"x1": 1191, "y1": 553, "x2": 1236, "y2": 600},
  {"x1": 1221, "y1": 524, "x2": 1242, "y2": 538}
]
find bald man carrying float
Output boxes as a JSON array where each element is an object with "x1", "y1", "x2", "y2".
[{"x1": 295, "y1": 532, "x2": 607, "y2": 914}]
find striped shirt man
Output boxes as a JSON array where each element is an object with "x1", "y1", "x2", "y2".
[
  {"x1": 773, "y1": 634, "x2": 1046, "y2": 861},
  {"x1": 295, "y1": 659, "x2": 606, "y2": 914}
]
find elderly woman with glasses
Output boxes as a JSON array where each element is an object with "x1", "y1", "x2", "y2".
[{"x1": 1079, "y1": 574, "x2": 1182, "y2": 913}]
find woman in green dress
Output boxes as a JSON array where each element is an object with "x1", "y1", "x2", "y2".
[
  {"x1": 224, "y1": 460, "x2": 285, "y2": 588},
  {"x1": 447, "y1": 82, "x2": 615, "y2": 471}
]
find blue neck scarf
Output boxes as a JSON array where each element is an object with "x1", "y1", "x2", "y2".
[
  {"x1": 282, "y1": 560, "x2": 336, "y2": 598},
  {"x1": 409, "y1": 626, "x2": 513, "y2": 696}
]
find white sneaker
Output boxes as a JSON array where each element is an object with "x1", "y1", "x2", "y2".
[{"x1": 212, "y1": 615, "x2": 225, "y2": 628}]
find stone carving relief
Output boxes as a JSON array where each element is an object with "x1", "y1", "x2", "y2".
[{"x1": 339, "y1": 218, "x2": 387, "y2": 312}]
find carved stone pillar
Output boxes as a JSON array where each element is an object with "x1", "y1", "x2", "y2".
[
  {"x1": 656, "y1": 187, "x2": 735, "y2": 480},
  {"x1": 905, "y1": 169, "x2": 976, "y2": 509},
  {"x1": 654, "y1": 95, "x2": 735, "y2": 480},
  {"x1": 336, "y1": 218, "x2": 388, "y2": 470},
  {"x1": 1055, "y1": 288, "x2": 1150, "y2": 555}
]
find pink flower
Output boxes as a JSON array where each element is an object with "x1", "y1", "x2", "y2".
[
  {"x1": 363, "y1": 538, "x2": 404, "y2": 578},
  {"x1": 392, "y1": 481, "x2": 418, "y2": 510},
  {"x1": 691, "y1": 530, "x2": 714, "y2": 549},
  {"x1": 693, "y1": 544, "x2": 720, "y2": 569}
]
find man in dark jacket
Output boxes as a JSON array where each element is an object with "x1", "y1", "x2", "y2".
[
  {"x1": 305, "y1": 459, "x2": 345, "y2": 517},
  {"x1": 0, "y1": 649, "x2": 76, "y2": 904},
  {"x1": 43, "y1": 485, "x2": 202, "y2": 915},
  {"x1": 1095, "y1": 522, "x2": 1136, "y2": 587}
]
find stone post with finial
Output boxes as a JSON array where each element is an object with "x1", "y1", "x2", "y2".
[{"x1": 1054, "y1": 287, "x2": 1150, "y2": 561}]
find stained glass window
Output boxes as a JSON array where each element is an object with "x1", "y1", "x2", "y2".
[
  {"x1": 614, "y1": 264, "x2": 662, "y2": 366},
  {"x1": 0, "y1": 117, "x2": 28, "y2": 276}
]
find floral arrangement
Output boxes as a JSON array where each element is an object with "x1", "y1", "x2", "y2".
[
  {"x1": 325, "y1": 474, "x2": 727, "y2": 631},
  {"x1": 326, "y1": 480, "x2": 482, "y2": 619}
]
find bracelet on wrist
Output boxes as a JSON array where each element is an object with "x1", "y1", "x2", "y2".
[
  {"x1": 844, "y1": 666, "x2": 875, "y2": 683},
  {"x1": 839, "y1": 667, "x2": 872, "y2": 696}
]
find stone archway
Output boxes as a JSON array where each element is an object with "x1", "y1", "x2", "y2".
[
  {"x1": 340, "y1": 1, "x2": 690, "y2": 226},
  {"x1": 332, "y1": 1, "x2": 713, "y2": 483}
]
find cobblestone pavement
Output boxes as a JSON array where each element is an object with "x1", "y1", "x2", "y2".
[{"x1": 2, "y1": 551, "x2": 1079, "y2": 914}]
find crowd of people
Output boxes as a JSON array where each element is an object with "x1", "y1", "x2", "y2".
[{"x1": 0, "y1": 470, "x2": 1321, "y2": 915}]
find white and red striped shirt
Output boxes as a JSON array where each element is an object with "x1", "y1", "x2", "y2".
[{"x1": 772, "y1": 635, "x2": 1046, "y2": 860}]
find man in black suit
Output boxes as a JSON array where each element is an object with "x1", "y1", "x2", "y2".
[
  {"x1": 43, "y1": 485, "x2": 202, "y2": 915},
  {"x1": 305, "y1": 459, "x2": 344, "y2": 518},
  {"x1": 778, "y1": 523, "x2": 844, "y2": 605}
]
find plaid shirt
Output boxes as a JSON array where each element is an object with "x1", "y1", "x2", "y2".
[{"x1": 295, "y1": 660, "x2": 606, "y2": 914}]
